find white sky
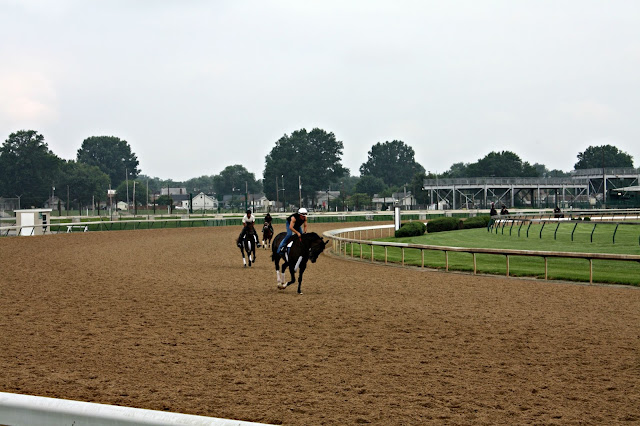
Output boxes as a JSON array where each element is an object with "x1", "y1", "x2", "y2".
[{"x1": 1, "y1": 0, "x2": 639, "y2": 181}]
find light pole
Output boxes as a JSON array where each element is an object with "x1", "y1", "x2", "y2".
[{"x1": 281, "y1": 175, "x2": 286, "y2": 212}]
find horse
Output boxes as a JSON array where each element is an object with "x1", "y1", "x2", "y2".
[
  {"x1": 271, "y1": 231, "x2": 329, "y2": 294},
  {"x1": 239, "y1": 225, "x2": 259, "y2": 267},
  {"x1": 262, "y1": 223, "x2": 273, "y2": 249}
]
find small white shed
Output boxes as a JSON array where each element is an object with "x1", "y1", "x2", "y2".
[{"x1": 15, "y1": 208, "x2": 52, "y2": 236}]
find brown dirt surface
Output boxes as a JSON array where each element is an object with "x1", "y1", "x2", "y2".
[{"x1": 1, "y1": 221, "x2": 639, "y2": 425}]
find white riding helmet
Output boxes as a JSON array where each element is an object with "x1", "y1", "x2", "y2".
[{"x1": 298, "y1": 208, "x2": 308, "y2": 215}]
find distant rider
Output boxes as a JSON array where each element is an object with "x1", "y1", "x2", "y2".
[
  {"x1": 237, "y1": 209, "x2": 261, "y2": 247},
  {"x1": 277, "y1": 208, "x2": 308, "y2": 254},
  {"x1": 264, "y1": 212, "x2": 273, "y2": 233}
]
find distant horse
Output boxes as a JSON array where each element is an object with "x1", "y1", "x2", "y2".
[
  {"x1": 262, "y1": 223, "x2": 273, "y2": 249},
  {"x1": 271, "y1": 232, "x2": 329, "y2": 294},
  {"x1": 239, "y1": 225, "x2": 259, "y2": 267}
]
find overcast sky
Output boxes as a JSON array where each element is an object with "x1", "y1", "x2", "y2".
[{"x1": 2, "y1": 0, "x2": 639, "y2": 181}]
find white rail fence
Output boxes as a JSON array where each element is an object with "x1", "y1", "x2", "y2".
[
  {"x1": 0, "y1": 392, "x2": 272, "y2": 426},
  {"x1": 322, "y1": 224, "x2": 640, "y2": 284}
]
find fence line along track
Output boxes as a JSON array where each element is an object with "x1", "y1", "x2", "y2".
[
  {"x1": 323, "y1": 224, "x2": 640, "y2": 285},
  {"x1": 0, "y1": 211, "x2": 454, "y2": 237},
  {"x1": 490, "y1": 214, "x2": 640, "y2": 245}
]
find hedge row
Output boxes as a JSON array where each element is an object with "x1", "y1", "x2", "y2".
[
  {"x1": 424, "y1": 215, "x2": 492, "y2": 233},
  {"x1": 395, "y1": 221, "x2": 427, "y2": 237}
]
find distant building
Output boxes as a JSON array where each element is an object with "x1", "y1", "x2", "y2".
[
  {"x1": 160, "y1": 187, "x2": 189, "y2": 206},
  {"x1": 187, "y1": 192, "x2": 218, "y2": 210},
  {"x1": 315, "y1": 190, "x2": 341, "y2": 210}
]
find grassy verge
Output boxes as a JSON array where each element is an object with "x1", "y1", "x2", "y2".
[{"x1": 343, "y1": 223, "x2": 640, "y2": 285}]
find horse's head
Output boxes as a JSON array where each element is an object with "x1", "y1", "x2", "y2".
[{"x1": 303, "y1": 232, "x2": 328, "y2": 263}]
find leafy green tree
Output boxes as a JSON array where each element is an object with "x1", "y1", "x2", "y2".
[
  {"x1": 465, "y1": 151, "x2": 539, "y2": 177},
  {"x1": 155, "y1": 195, "x2": 173, "y2": 206},
  {"x1": 213, "y1": 165, "x2": 262, "y2": 195},
  {"x1": 59, "y1": 160, "x2": 110, "y2": 209},
  {"x1": 0, "y1": 130, "x2": 62, "y2": 207},
  {"x1": 347, "y1": 193, "x2": 371, "y2": 211},
  {"x1": 354, "y1": 175, "x2": 386, "y2": 197},
  {"x1": 264, "y1": 128, "x2": 348, "y2": 206},
  {"x1": 409, "y1": 171, "x2": 429, "y2": 205},
  {"x1": 442, "y1": 162, "x2": 469, "y2": 178},
  {"x1": 184, "y1": 175, "x2": 216, "y2": 194},
  {"x1": 77, "y1": 136, "x2": 140, "y2": 187},
  {"x1": 574, "y1": 144, "x2": 634, "y2": 169},
  {"x1": 359, "y1": 140, "x2": 425, "y2": 187},
  {"x1": 533, "y1": 163, "x2": 569, "y2": 177},
  {"x1": 115, "y1": 179, "x2": 149, "y2": 206}
]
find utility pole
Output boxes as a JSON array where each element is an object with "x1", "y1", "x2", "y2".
[
  {"x1": 126, "y1": 168, "x2": 129, "y2": 211},
  {"x1": 298, "y1": 175, "x2": 302, "y2": 208},
  {"x1": 245, "y1": 181, "x2": 248, "y2": 212},
  {"x1": 281, "y1": 175, "x2": 286, "y2": 212},
  {"x1": 133, "y1": 181, "x2": 136, "y2": 215},
  {"x1": 602, "y1": 146, "x2": 606, "y2": 208}
]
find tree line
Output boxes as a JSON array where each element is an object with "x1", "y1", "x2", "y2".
[{"x1": 0, "y1": 128, "x2": 635, "y2": 210}]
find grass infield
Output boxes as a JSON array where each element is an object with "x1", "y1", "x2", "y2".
[{"x1": 346, "y1": 222, "x2": 640, "y2": 286}]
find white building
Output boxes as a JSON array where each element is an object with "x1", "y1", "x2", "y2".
[{"x1": 189, "y1": 192, "x2": 219, "y2": 211}]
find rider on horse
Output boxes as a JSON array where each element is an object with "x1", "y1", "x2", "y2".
[
  {"x1": 264, "y1": 212, "x2": 274, "y2": 234},
  {"x1": 277, "y1": 207, "x2": 308, "y2": 254},
  {"x1": 237, "y1": 209, "x2": 261, "y2": 248}
]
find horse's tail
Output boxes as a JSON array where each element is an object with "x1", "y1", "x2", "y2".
[{"x1": 271, "y1": 232, "x2": 286, "y2": 261}]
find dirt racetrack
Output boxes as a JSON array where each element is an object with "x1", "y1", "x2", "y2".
[{"x1": 1, "y1": 221, "x2": 639, "y2": 425}]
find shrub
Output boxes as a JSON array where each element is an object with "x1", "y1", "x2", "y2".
[
  {"x1": 426, "y1": 217, "x2": 463, "y2": 233},
  {"x1": 462, "y1": 215, "x2": 491, "y2": 229},
  {"x1": 395, "y1": 221, "x2": 427, "y2": 238}
]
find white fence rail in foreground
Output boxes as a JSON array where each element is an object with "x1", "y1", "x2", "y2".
[
  {"x1": 0, "y1": 392, "x2": 272, "y2": 426},
  {"x1": 322, "y1": 224, "x2": 640, "y2": 284}
]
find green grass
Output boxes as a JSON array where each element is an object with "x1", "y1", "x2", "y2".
[{"x1": 344, "y1": 222, "x2": 640, "y2": 286}]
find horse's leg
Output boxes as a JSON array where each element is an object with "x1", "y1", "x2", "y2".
[
  {"x1": 241, "y1": 248, "x2": 247, "y2": 267},
  {"x1": 274, "y1": 258, "x2": 282, "y2": 285},
  {"x1": 297, "y1": 261, "x2": 308, "y2": 294},
  {"x1": 286, "y1": 262, "x2": 296, "y2": 287}
]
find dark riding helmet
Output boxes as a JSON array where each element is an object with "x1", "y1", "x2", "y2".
[{"x1": 246, "y1": 209, "x2": 252, "y2": 214}]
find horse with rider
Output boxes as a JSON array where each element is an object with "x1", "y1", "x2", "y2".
[
  {"x1": 272, "y1": 208, "x2": 328, "y2": 294},
  {"x1": 262, "y1": 212, "x2": 274, "y2": 249},
  {"x1": 237, "y1": 209, "x2": 261, "y2": 267}
]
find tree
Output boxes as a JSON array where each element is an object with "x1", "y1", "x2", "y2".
[
  {"x1": 465, "y1": 151, "x2": 539, "y2": 177},
  {"x1": 213, "y1": 165, "x2": 262, "y2": 195},
  {"x1": 115, "y1": 179, "x2": 149, "y2": 206},
  {"x1": 155, "y1": 195, "x2": 173, "y2": 206},
  {"x1": 0, "y1": 130, "x2": 62, "y2": 207},
  {"x1": 442, "y1": 162, "x2": 469, "y2": 178},
  {"x1": 77, "y1": 136, "x2": 140, "y2": 187},
  {"x1": 347, "y1": 193, "x2": 371, "y2": 211},
  {"x1": 359, "y1": 140, "x2": 425, "y2": 187},
  {"x1": 263, "y1": 128, "x2": 348, "y2": 206},
  {"x1": 533, "y1": 163, "x2": 570, "y2": 178},
  {"x1": 409, "y1": 171, "x2": 429, "y2": 206},
  {"x1": 184, "y1": 175, "x2": 216, "y2": 194},
  {"x1": 58, "y1": 160, "x2": 110, "y2": 209},
  {"x1": 354, "y1": 175, "x2": 386, "y2": 197},
  {"x1": 574, "y1": 145, "x2": 634, "y2": 169}
]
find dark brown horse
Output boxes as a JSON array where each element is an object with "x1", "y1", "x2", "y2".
[
  {"x1": 262, "y1": 222, "x2": 273, "y2": 249},
  {"x1": 239, "y1": 224, "x2": 258, "y2": 267},
  {"x1": 271, "y1": 232, "x2": 328, "y2": 294}
]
